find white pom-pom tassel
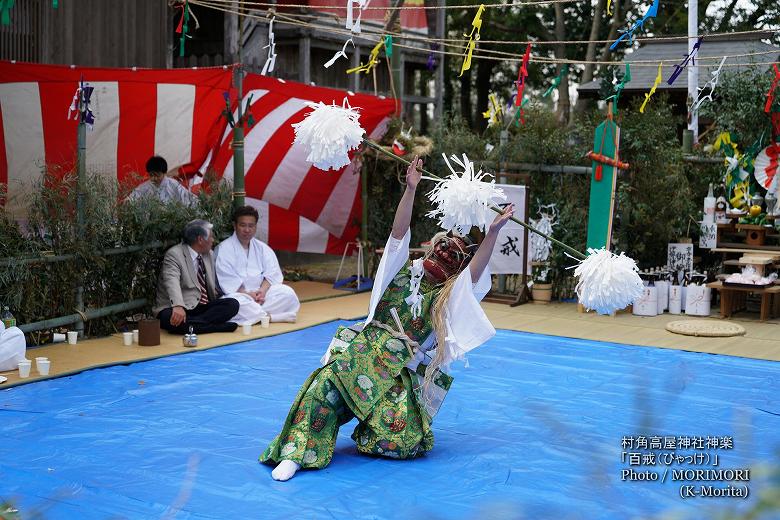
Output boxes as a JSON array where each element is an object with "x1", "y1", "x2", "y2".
[
  {"x1": 292, "y1": 100, "x2": 366, "y2": 171},
  {"x1": 426, "y1": 153, "x2": 506, "y2": 234},
  {"x1": 573, "y1": 247, "x2": 644, "y2": 315}
]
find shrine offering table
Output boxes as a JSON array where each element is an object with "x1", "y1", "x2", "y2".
[{"x1": 706, "y1": 281, "x2": 780, "y2": 321}]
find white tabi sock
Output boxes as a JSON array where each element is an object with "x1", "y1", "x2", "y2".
[{"x1": 271, "y1": 460, "x2": 301, "y2": 481}]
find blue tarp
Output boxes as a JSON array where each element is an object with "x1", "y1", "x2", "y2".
[{"x1": 1, "y1": 321, "x2": 779, "y2": 519}]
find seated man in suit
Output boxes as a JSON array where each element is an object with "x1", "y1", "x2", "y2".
[{"x1": 154, "y1": 219, "x2": 240, "y2": 334}]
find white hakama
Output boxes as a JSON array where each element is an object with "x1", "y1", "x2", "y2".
[
  {"x1": 215, "y1": 233, "x2": 300, "y2": 324},
  {"x1": 0, "y1": 321, "x2": 26, "y2": 372}
]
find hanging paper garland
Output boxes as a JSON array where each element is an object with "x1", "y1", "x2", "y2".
[
  {"x1": 690, "y1": 56, "x2": 727, "y2": 112},
  {"x1": 346, "y1": 39, "x2": 383, "y2": 75},
  {"x1": 604, "y1": 63, "x2": 631, "y2": 116},
  {"x1": 639, "y1": 63, "x2": 662, "y2": 114},
  {"x1": 426, "y1": 44, "x2": 439, "y2": 72},
  {"x1": 482, "y1": 93, "x2": 503, "y2": 127},
  {"x1": 325, "y1": 39, "x2": 355, "y2": 69},
  {"x1": 346, "y1": 0, "x2": 370, "y2": 34},
  {"x1": 542, "y1": 65, "x2": 568, "y2": 98},
  {"x1": 68, "y1": 79, "x2": 95, "y2": 129},
  {"x1": 171, "y1": 0, "x2": 200, "y2": 57},
  {"x1": 459, "y1": 4, "x2": 485, "y2": 77},
  {"x1": 0, "y1": 0, "x2": 14, "y2": 26},
  {"x1": 261, "y1": 17, "x2": 277, "y2": 75},
  {"x1": 667, "y1": 36, "x2": 703, "y2": 85},
  {"x1": 513, "y1": 43, "x2": 532, "y2": 124},
  {"x1": 610, "y1": 0, "x2": 659, "y2": 50},
  {"x1": 384, "y1": 35, "x2": 393, "y2": 58}
]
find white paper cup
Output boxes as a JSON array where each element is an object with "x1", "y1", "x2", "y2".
[
  {"x1": 242, "y1": 323, "x2": 252, "y2": 335},
  {"x1": 37, "y1": 359, "x2": 50, "y2": 376},
  {"x1": 35, "y1": 357, "x2": 48, "y2": 370},
  {"x1": 260, "y1": 316, "x2": 270, "y2": 329},
  {"x1": 52, "y1": 333, "x2": 66, "y2": 343},
  {"x1": 122, "y1": 332, "x2": 133, "y2": 346},
  {"x1": 67, "y1": 331, "x2": 78, "y2": 345},
  {"x1": 132, "y1": 329, "x2": 139, "y2": 343},
  {"x1": 18, "y1": 360, "x2": 31, "y2": 378}
]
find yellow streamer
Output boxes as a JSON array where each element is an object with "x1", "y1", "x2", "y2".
[
  {"x1": 639, "y1": 63, "x2": 662, "y2": 113},
  {"x1": 347, "y1": 39, "x2": 384, "y2": 74},
  {"x1": 459, "y1": 4, "x2": 485, "y2": 77},
  {"x1": 482, "y1": 92, "x2": 503, "y2": 126},
  {"x1": 713, "y1": 132, "x2": 739, "y2": 155},
  {"x1": 606, "y1": 0, "x2": 613, "y2": 16}
]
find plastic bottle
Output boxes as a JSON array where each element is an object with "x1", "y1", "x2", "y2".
[
  {"x1": 703, "y1": 183, "x2": 716, "y2": 224},
  {"x1": 1, "y1": 306, "x2": 16, "y2": 328}
]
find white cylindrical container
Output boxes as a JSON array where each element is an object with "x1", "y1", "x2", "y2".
[
  {"x1": 655, "y1": 281, "x2": 669, "y2": 313},
  {"x1": 703, "y1": 183, "x2": 716, "y2": 224},
  {"x1": 684, "y1": 285, "x2": 711, "y2": 316},
  {"x1": 632, "y1": 286, "x2": 658, "y2": 316},
  {"x1": 668, "y1": 285, "x2": 682, "y2": 314}
]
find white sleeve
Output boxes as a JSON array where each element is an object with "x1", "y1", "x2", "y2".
[
  {"x1": 364, "y1": 230, "x2": 411, "y2": 325},
  {"x1": 214, "y1": 243, "x2": 244, "y2": 294},
  {"x1": 260, "y1": 242, "x2": 284, "y2": 285},
  {"x1": 175, "y1": 182, "x2": 198, "y2": 207},
  {"x1": 444, "y1": 267, "x2": 495, "y2": 355}
]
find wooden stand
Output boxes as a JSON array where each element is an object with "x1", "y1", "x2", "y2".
[
  {"x1": 707, "y1": 281, "x2": 780, "y2": 321},
  {"x1": 735, "y1": 224, "x2": 770, "y2": 246}
]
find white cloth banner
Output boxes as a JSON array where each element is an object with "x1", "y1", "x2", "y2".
[{"x1": 488, "y1": 184, "x2": 529, "y2": 275}]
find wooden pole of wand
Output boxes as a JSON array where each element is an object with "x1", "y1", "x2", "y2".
[{"x1": 362, "y1": 138, "x2": 587, "y2": 260}]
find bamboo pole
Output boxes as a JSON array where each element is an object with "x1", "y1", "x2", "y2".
[{"x1": 362, "y1": 138, "x2": 587, "y2": 260}]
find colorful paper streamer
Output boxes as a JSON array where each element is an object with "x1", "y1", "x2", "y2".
[
  {"x1": 459, "y1": 4, "x2": 485, "y2": 77},
  {"x1": 610, "y1": 0, "x2": 659, "y2": 51},
  {"x1": 640, "y1": 63, "x2": 662, "y2": 114}
]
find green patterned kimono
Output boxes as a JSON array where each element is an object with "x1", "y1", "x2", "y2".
[{"x1": 260, "y1": 261, "x2": 452, "y2": 468}]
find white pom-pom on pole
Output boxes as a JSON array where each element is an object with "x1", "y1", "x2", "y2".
[
  {"x1": 571, "y1": 247, "x2": 644, "y2": 315},
  {"x1": 291, "y1": 99, "x2": 365, "y2": 171},
  {"x1": 291, "y1": 101, "x2": 644, "y2": 316},
  {"x1": 426, "y1": 153, "x2": 506, "y2": 234}
]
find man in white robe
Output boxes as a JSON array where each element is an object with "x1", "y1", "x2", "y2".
[
  {"x1": 0, "y1": 320, "x2": 26, "y2": 372},
  {"x1": 127, "y1": 155, "x2": 197, "y2": 207},
  {"x1": 215, "y1": 206, "x2": 300, "y2": 324}
]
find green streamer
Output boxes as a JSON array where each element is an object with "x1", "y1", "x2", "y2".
[
  {"x1": 1, "y1": 0, "x2": 15, "y2": 26},
  {"x1": 179, "y1": 1, "x2": 190, "y2": 57}
]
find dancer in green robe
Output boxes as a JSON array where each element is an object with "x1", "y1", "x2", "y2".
[{"x1": 261, "y1": 155, "x2": 514, "y2": 481}]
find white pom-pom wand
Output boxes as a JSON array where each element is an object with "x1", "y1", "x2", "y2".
[
  {"x1": 571, "y1": 247, "x2": 644, "y2": 315},
  {"x1": 426, "y1": 153, "x2": 506, "y2": 234},
  {"x1": 291, "y1": 100, "x2": 365, "y2": 170},
  {"x1": 292, "y1": 101, "x2": 643, "y2": 315}
]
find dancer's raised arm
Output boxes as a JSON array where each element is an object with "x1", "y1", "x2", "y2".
[
  {"x1": 469, "y1": 204, "x2": 514, "y2": 281},
  {"x1": 391, "y1": 155, "x2": 423, "y2": 240}
]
